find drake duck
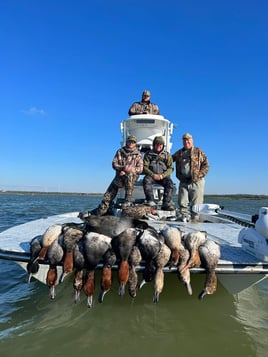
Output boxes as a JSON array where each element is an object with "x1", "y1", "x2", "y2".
[
  {"x1": 60, "y1": 225, "x2": 84, "y2": 282},
  {"x1": 99, "y1": 248, "x2": 117, "y2": 303},
  {"x1": 46, "y1": 234, "x2": 64, "y2": 299},
  {"x1": 111, "y1": 227, "x2": 137, "y2": 296},
  {"x1": 82, "y1": 231, "x2": 112, "y2": 307}
]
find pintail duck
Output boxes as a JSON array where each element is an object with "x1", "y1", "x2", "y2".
[
  {"x1": 159, "y1": 225, "x2": 183, "y2": 268},
  {"x1": 153, "y1": 242, "x2": 171, "y2": 303},
  {"x1": 180, "y1": 231, "x2": 207, "y2": 273},
  {"x1": 38, "y1": 224, "x2": 63, "y2": 260},
  {"x1": 128, "y1": 245, "x2": 142, "y2": 298},
  {"x1": 177, "y1": 240, "x2": 192, "y2": 295},
  {"x1": 73, "y1": 240, "x2": 86, "y2": 303},
  {"x1": 198, "y1": 239, "x2": 221, "y2": 299}
]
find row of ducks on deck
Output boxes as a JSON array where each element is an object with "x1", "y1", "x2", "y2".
[{"x1": 27, "y1": 207, "x2": 221, "y2": 307}]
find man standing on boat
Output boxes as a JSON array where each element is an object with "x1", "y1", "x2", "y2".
[
  {"x1": 91, "y1": 135, "x2": 143, "y2": 216},
  {"x1": 172, "y1": 133, "x2": 209, "y2": 221},
  {"x1": 143, "y1": 136, "x2": 175, "y2": 210},
  {"x1": 128, "y1": 90, "x2": 160, "y2": 116}
]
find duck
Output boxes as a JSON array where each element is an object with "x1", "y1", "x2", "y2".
[
  {"x1": 73, "y1": 269, "x2": 84, "y2": 304},
  {"x1": 136, "y1": 227, "x2": 171, "y2": 303},
  {"x1": 26, "y1": 235, "x2": 42, "y2": 283},
  {"x1": 73, "y1": 239, "x2": 86, "y2": 303},
  {"x1": 180, "y1": 231, "x2": 207, "y2": 273},
  {"x1": 99, "y1": 247, "x2": 117, "y2": 303},
  {"x1": 136, "y1": 227, "x2": 162, "y2": 290},
  {"x1": 60, "y1": 225, "x2": 84, "y2": 282},
  {"x1": 139, "y1": 260, "x2": 156, "y2": 289},
  {"x1": 121, "y1": 204, "x2": 158, "y2": 220},
  {"x1": 46, "y1": 234, "x2": 64, "y2": 299},
  {"x1": 81, "y1": 214, "x2": 148, "y2": 238},
  {"x1": 177, "y1": 240, "x2": 192, "y2": 296},
  {"x1": 82, "y1": 231, "x2": 112, "y2": 307},
  {"x1": 198, "y1": 239, "x2": 221, "y2": 299},
  {"x1": 111, "y1": 227, "x2": 137, "y2": 296},
  {"x1": 153, "y1": 241, "x2": 171, "y2": 303},
  {"x1": 38, "y1": 224, "x2": 63, "y2": 260},
  {"x1": 128, "y1": 245, "x2": 142, "y2": 298},
  {"x1": 159, "y1": 225, "x2": 183, "y2": 268},
  {"x1": 83, "y1": 270, "x2": 95, "y2": 308}
]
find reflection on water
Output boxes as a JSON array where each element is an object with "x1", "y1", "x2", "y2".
[
  {"x1": 0, "y1": 194, "x2": 268, "y2": 357},
  {"x1": 234, "y1": 282, "x2": 268, "y2": 356}
]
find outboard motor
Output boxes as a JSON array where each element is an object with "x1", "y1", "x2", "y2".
[{"x1": 238, "y1": 207, "x2": 268, "y2": 261}]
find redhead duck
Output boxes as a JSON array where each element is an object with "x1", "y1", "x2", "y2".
[
  {"x1": 99, "y1": 248, "x2": 117, "y2": 303},
  {"x1": 60, "y1": 226, "x2": 84, "y2": 282},
  {"x1": 111, "y1": 227, "x2": 137, "y2": 296},
  {"x1": 83, "y1": 270, "x2": 95, "y2": 308},
  {"x1": 46, "y1": 235, "x2": 64, "y2": 299},
  {"x1": 83, "y1": 231, "x2": 112, "y2": 307}
]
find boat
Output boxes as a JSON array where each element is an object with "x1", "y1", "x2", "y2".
[{"x1": 0, "y1": 114, "x2": 268, "y2": 297}]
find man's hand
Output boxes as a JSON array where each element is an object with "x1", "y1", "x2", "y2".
[
  {"x1": 124, "y1": 165, "x2": 132, "y2": 174},
  {"x1": 152, "y1": 174, "x2": 163, "y2": 181}
]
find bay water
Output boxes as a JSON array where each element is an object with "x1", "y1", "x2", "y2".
[{"x1": 0, "y1": 194, "x2": 268, "y2": 357}]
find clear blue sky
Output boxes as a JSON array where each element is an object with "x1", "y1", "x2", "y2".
[{"x1": 1, "y1": 0, "x2": 267, "y2": 194}]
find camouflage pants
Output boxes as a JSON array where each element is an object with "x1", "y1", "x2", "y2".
[
  {"x1": 178, "y1": 178, "x2": 205, "y2": 216},
  {"x1": 143, "y1": 175, "x2": 174, "y2": 204},
  {"x1": 98, "y1": 174, "x2": 137, "y2": 214}
]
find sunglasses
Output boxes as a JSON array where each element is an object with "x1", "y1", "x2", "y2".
[{"x1": 127, "y1": 140, "x2": 136, "y2": 144}]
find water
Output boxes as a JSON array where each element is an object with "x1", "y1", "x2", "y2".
[{"x1": 0, "y1": 194, "x2": 268, "y2": 357}]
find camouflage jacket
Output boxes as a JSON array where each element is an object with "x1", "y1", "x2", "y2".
[
  {"x1": 172, "y1": 146, "x2": 209, "y2": 183},
  {"x1": 112, "y1": 146, "x2": 143, "y2": 176},
  {"x1": 128, "y1": 101, "x2": 160, "y2": 116},
  {"x1": 143, "y1": 149, "x2": 173, "y2": 178}
]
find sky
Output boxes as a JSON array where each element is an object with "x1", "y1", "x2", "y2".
[{"x1": 0, "y1": 0, "x2": 268, "y2": 195}]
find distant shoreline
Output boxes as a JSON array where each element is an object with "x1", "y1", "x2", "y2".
[{"x1": 0, "y1": 190, "x2": 267, "y2": 200}]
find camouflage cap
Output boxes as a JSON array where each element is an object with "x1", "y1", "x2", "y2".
[
  {"x1": 127, "y1": 135, "x2": 137, "y2": 143},
  {"x1": 153, "y1": 136, "x2": 165, "y2": 145},
  {"x1": 182, "y1": 133, "x2": 193, "y2": 140},
  {"x1": 142, "y1": 90, "x2": 151, "y2": 96}
]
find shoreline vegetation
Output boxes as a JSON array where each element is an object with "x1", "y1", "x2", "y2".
[{"x1": 0, "y1": 190, "x2": 268, "y2": 200}]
